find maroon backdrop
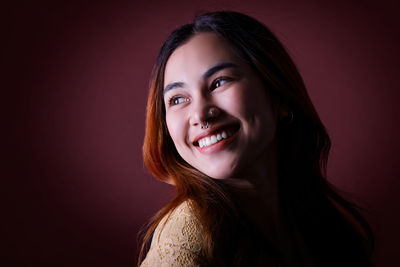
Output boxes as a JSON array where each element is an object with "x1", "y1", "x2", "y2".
[{"x1": 4, "y1": 0, "x2": 399, "y2": 266}]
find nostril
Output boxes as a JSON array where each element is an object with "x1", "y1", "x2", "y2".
[
  {"x1": 191, "y1": 121, "x2": 200, "y2": 127},
  {"x1": 189, "y1": 104, "x2": 221, "y2": 127}
]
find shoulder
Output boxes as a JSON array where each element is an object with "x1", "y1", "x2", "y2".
[
  {"x1": 155, "y1": 200, "x2": 202, "y2": 251},
  {"x1": 140, "y1": 200, "x2": 204, "y2": 267}
]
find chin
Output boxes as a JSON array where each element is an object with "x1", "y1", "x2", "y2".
[
  {"x1": 207, "y1": 173, "x2": 231, "y2": 180},
  {"x1": 191, "y1": 154, "x2": 241, "y2": 179},
  {"x1": 199, "y1": 165, "x2": 237, "y2": 180}
]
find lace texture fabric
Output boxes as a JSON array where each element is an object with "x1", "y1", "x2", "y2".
[{"x1": 140, "y1": 201, "x2": 204, "y2": 267}]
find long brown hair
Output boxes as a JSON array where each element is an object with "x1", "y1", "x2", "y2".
[{"x1": 139, "y1": 11, "x2": 374, "y2": 266}]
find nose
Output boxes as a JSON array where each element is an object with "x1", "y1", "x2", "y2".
[{"x1": 189, "y1": 95, "x2": 221, "y2": 128}]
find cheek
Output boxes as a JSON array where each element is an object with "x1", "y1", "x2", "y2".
[
  {"x1": 221, "y1": 85, "x2": 261, "y2": 124},
  {"x1": 166, "y1": 114, "x2": 179, "y2": 143},
  {"x1": 232, "y1": 83, "x2": 276, "y2": 137},
  {"x1": 166, "y1": 113, "x2": 186, "y2": 148},
  {"x1": 216, "y1": 86, "x2": 247, "y2": 116},
  {"x1": 251, "y1": 97, "x2": 277, "y2": 142}
]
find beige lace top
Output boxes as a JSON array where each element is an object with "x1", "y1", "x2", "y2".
[{"x1": 140, "y1": 201, "x2": 204, "y2": 267}]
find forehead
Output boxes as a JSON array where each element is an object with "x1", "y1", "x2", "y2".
[{"x1": 164, "y1": 32, "x2": 242, "y2": 85}]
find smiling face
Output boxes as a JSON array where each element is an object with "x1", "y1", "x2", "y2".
[{"x1": 163, "y1": 32, "x2": 278, "y2": 179}]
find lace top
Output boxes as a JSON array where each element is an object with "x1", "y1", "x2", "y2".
[{"x1": 140, "y1": 201, "x2": 204, "y2": 267}]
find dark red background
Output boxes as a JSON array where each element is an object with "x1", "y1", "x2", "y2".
[{"x1": 4, "y1": 0, "x2": 399, "y2": 266}]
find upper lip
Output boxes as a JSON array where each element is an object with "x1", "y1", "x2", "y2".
[{"x1": 192, "y1": 123, "x2": 239, "y2": 145}]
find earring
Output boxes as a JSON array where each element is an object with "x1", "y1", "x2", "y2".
[
  {"x1": 200, "y1": 107, "x2": 220, "y2": 129},
  {"x1": 287, "y1": 111, "x2": 294, "y2": 124},
  {"x1": 282, "y1": 111, "x2": 294, "y2": 125},
  {"x1": 200, "y1": 121, "x2": 209, "y2": 129},
  {"x1": 284, "y1": 111, "x2": 294, "y2": 125}
]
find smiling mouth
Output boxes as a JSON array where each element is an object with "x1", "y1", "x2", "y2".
[{"x1": 194, "y1": 124, "x2": 240, "y2": 148}]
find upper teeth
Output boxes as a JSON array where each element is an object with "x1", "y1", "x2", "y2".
[{"x1": 198, "y1": 130, "x2": 232, "y2": 148}]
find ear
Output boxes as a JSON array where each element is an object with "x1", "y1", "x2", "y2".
[
  {"x1": 269, "y1": 92, "x2": 293, "y2": 124},
  {"x1": 278, "y1": 103, "x2": 291, "y2": 118},
  {"x1": 277, "y1": 102, "x2": 293, "y2": 125}
]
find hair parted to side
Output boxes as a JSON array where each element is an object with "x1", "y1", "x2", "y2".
[{"x1": 139, "y1": 11, "x2": 374, "y2": 266}]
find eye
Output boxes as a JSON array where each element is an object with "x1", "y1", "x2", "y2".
[
  {"x1": 211, "y1": 77, "x2": 230, "y2": 90},
  {"x1": 168, "y1": 96, "x2": 187, "y2": 106}
]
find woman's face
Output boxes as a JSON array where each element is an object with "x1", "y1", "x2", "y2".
[{"x1": 163, "y1": 32, "x2": 278, "y2": 179}]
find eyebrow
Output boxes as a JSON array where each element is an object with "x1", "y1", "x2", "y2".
[
  {"x1": 163, "y1": 62, "x2": 238, "y2": 95},
  {"x1": 163, "y1": 82, "x2": 185, "y2": 95}
]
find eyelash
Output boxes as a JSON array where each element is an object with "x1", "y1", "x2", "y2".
[
  {"x1": 167, "y1": 77, "x2": 232, "y2": 107},
  {"x1": 168, "y1": 95, "x2": 188, "y2": 106},
  {"x1": 211, "y1": 77, "x2": 230, "y2": 90}
]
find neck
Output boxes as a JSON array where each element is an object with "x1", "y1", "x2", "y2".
[
  {"x1": 222, "y1": 140, "x2": 281, "y2": 238},
  {"x1": 221, "y1": 140, "x2": 309, "y2": 266}
]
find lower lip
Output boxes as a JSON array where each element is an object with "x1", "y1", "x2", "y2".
[{"x1": 195, "y1": 131, "x2": 238, "y2": 154}]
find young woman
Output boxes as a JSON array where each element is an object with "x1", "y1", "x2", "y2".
[{"x1": 139, "y1": 11, "x2": 374, "y2": 267}]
